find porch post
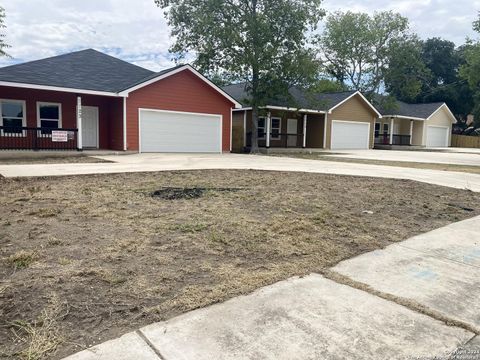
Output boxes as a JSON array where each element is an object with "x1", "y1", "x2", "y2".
[
  {"x1": 303, "y1": 114, "x2": 307, "y2": 148},
  {"x1": 409, "y1": 120, "x2": 413, "y2": 145},
  {"x1": 266, "y1": 111, "x2": 271, "y2": 148},
  {"x1": 389, "y1": 118, "x2": 394, "y2": 145},
  {"x1": 76, "y1": 96, "x2": 83, "y2": 150},
  {"x1": 123, "y1": 97, "x2": 127, "y2": 151}
]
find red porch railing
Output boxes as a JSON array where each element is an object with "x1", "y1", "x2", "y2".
[{"x1": 0, "y1": 126, "x2": 79, "y2": 150}]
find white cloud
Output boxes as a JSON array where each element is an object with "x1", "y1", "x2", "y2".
[{"x1": 0, "y1": 0, "x2": 478, "y2": 70}]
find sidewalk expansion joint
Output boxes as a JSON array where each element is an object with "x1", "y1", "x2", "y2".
[
  {"x1": 320, "y1": 269, "x2": 479, "y2": 336},
  {"x1": 136, "y1": 329, "x2": 166, "y2": 360}
]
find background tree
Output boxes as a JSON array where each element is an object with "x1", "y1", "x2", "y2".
[
  {"x1": 460, "y1": 32, "x2": 480, "y2": 126},
  {"x1": 318, "y1": 10, "x2": 409, "y2": 95},
  {"x1": 0, "y1": 6, "x2": 10, "y2": 57},
  {"x1": 421, "y1": 38, "x2": 459, "y2": 86},
  {"x1": 155, "y1": 0, "x2": 324, "y2": 152},
  {"x1": 384, "y1": 36, "x2": 432, "y2": 102}
]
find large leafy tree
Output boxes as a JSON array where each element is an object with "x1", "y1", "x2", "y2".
[
  {"x1": 154, "y1": 0, "x2": 324, "y2": 152},
  {"x1": 460, "y1": 15, "x2": 480, "y2": 126},
  {"x1": 0, "y1": 6, "x2": 9, "y2": 57},
  {"x1": 318, "y1": 10, "x2": 409, "y2": 95},
  {"x1": 384, "y1": 36, "x2": 432, "y2": 102},
  {"x1": 421, "y1": 38, "x2": 459, "y2": 86}
]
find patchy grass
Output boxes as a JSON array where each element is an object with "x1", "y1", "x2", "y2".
[
  {"x1": 10, "y1": 294, "x2": 66, "y2": 360},
  {"x1": 270, "y1": 153, "x2": 480, "y2": 174},
  {"x1": 0, "y1": 156, "x2": 111, "y2": 165},
  {"x1": 0, "y1": 170, "x2": 479, "y2": 359},
  {"x1": 6, "y1": 250, "x2": 39, "y2": 270}
]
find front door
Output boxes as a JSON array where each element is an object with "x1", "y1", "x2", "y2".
[
  {"x1": 287, "y1": 118, "x2": 298, "y2": 147},
  {"x1": 82, "y1": 106, "x2": 99, "y2": 148}
]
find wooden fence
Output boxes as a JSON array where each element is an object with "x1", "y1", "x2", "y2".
[{"x1": 451, "y1": 134, "x2": 480, "y2": 148}]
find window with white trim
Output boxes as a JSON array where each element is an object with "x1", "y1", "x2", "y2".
[
  {"x1": 374, "y1": 122, "x2": 380, "y2": 137},
  {"x1": 37, "y1": 102, "x2": 62, "y2": 134},
  {"x1": 257, "y1": 117, "x2": 266, "y2": 139},
  {"x1": 1, "y1": 100, "x2": 26, "y2": 136},
  {"x1": 270, "y1": 117, "x2": 281, "y2": 140}
]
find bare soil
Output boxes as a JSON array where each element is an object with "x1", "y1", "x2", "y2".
[
  {"x1": 271, "y1": 153, "x2": 480, "y2": 174},
  {"x1": 0, "y1": 170, "x2": 479, "y2": 359},
  {"x1": 0, "y1": 156, "x2": 110, "y2": 165}
]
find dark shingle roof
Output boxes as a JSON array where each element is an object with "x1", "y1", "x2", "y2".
[
  {"x1": 0, "y1": 49, "x2": 175, "y2": 93},
  {"x1": 222, "y1": 82, "x2": 356, "y2": 111},
  {"x1": 377, "y1": 100, "x2": 445, "y2": 119}
]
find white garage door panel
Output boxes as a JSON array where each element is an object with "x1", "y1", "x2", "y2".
[
  {"x1": 331, "y1": 121, "x2": 370, "y2": 150},
  {"x1": 426, "y1": 126, "x2": 449, "y2": 147},
  {"x1": 140, "y1": 110, "x2": 222, "y2": 153}
]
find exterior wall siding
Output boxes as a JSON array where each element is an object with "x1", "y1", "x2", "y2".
[
  {"x1": 305, "y1": 113, "x2": 325, "y2": 148},
  {"x1": 412, "y1": 120, "x2": 424, "y2": 146},
  {"x1": 231, "y1": 111, "x2": 245, "y2": 153},
  {"x1": 125, "y1": 70, "x2": 234, "y2": 152},
  {"x1": 0, "y1": 85, "x2": 123, "y2": 150},
  {"x1": 327, "y1": 95, "x2": 377, "y2": 149}
]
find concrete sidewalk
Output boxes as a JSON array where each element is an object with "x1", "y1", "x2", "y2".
[
  {"x1": 64, "y1": 215, "x2": 480, "y2": 360},
  {"x1": 1, "y1": 153, "x2": 480, "y2": 192},
  {"x1": 332, "y1": 215, "x2": 480, "y2": 333},
  {"x1": 325, "y1": 149, "x2": 480, "y2": 166}
]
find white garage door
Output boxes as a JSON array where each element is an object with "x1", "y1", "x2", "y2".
[
  {"x1": 139, "y1": 109, "x2": 222, "y2": 153},
  {"x1": 426, "y1": 126, "x2": 449, "y2": 147},
  {"x1": 331, "y1": 120, "x2": 370, "y2": 150}
]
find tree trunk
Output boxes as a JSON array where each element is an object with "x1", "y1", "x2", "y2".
[{"x1": 249, "y1": 0, "x2": 260, "y2": 154}]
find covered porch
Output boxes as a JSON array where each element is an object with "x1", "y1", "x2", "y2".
[
  {"x1": 243, "y1": 109, "x2": 326, "y2": 150},
  {"x1": 0, "y1": 85, "x2": 125, "y2": 151},
  {"x1": 374, "y1": 116, "x2": 424, "y2": 147}
]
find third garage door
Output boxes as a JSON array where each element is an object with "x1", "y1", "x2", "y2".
[
  {"x1": 139, "y1": 109, "x2": 222, "y2": 153},
  {"x1": 331, "y1": 120, "x2": 370, "y2": 150},
  {"x1": 426, "y1": 126, "x2": 449, "y2": 147}
]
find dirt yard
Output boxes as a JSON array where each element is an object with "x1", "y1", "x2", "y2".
[
  {"x1": 270, "y1": 153, "x2": 480, "y2": 174},
  {"x1": 1, "y1": 170, "x2": 479, "y2": 359}
]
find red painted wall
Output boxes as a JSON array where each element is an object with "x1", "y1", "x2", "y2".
[
  {"x1": 0, "y1": 86, "x2": 124, "y2": 150},
  {"x1": 125, "y1": 70, "x2": 235, "y2": 151}
]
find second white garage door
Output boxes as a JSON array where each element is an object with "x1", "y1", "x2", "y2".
[
  {"x1": 426, "y1": 126, "x2": 449, "y2": 147},
  {"x1": 139, "y1": 109, "x2": 222, "y2": 153},
  {"x1": 331, "y1": 120, "x2": 370, "y2": 150}
]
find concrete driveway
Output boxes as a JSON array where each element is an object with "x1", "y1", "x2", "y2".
[
  {"x1": 325, "y1": 149, "x2": 480, "y2": 166},
  {"x1": 65, "y1": 215, "x2": 480, "y2": 360},
  {"x1": 1, "y1": 153, "x2": 480, "y2": 192}
]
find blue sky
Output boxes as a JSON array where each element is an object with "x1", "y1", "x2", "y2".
[{"x1": 1, "y1": 0, "x2": 479, "y2": 71}]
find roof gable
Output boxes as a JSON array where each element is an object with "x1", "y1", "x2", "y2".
[
  {"x1": 222, "y1": 82, "x2": 357, "y2": 112},
  {"x1": 0, "y1": 49, "x2": 155, "y2": 93},
  {"x1": 377, "y1": 99, "x2": 448, "y2": 120}
]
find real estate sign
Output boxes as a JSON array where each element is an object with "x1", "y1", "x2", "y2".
[{"x1": 51, "y1": 130, "x2": 68, "y2": 142}]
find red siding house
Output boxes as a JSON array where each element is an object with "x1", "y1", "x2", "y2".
[{"x1": 0, "y1": 49, "x2": 240, "y2": 152}]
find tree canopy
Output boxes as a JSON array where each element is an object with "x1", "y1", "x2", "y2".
[
  {"x1": 0, "y1": 6, "x2": 9, "y2": 58},
  {"x1": 155, "y1": 0, "x2": 325, "y2": 151},
  {"x1": 318, "y1": 11, "x2": 409, "y2": 95}
]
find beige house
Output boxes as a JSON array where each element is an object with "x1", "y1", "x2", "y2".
[
  {"x1": 376, "y1": 101, "x2": 457, "y2": 148},
  {"x1": 223, "y1": 84, "x2": 381, "y2": 152}
]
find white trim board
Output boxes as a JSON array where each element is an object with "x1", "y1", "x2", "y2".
[{"x1": 0, "y1": 81, "x2": 121, "y2": 97}]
